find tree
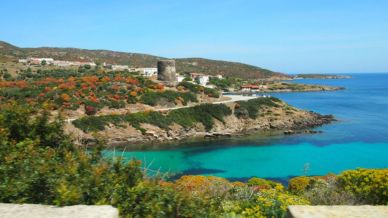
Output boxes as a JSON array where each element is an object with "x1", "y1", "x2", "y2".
[
  {"x1": 3, "y1": 72, "x2": 12, "y2": 80},
  {"x1": 41, "y1": 60, "x2": 47, "y2": 66},
  {"x1": 195, "y1": 77, "x2": 200, "y2": 84},
  {"x1": 183, "y1": 76, "x2": 192, "y2": 82}
]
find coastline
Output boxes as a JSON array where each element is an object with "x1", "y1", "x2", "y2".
[{"x1": 68, "y1": 100, "x2": 335, "y2": 150}]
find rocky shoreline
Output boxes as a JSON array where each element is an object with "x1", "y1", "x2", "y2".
[
  {"x1": 261, "y1": 86, "x2": 344, "y2": 93},
  {"x1": 67, "y1": 101, "x2": 335, "y2": 150}
]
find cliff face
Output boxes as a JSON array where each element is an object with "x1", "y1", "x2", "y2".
[{"x1": 66, "y1": 101, "x2": 334, "y2": 149}]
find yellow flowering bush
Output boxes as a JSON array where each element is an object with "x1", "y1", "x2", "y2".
[
  {"x1": 288, "y1": 176, "x2": 312, "y2": 194},
  {"x1": 224, "y1": 188, "x2": 310, "y2": 217},
  {"x1": 253, "y1": 189, "x2": 310, "y2": 217},
  {"x1": 242, "y1": 205, "x2": 266, "y2": 218},
  {"x1": 337, "y1": 168, "x2": 388, "y2": 204}
]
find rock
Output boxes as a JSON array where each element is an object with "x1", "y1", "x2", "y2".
[
  {"x1": 0, "y1": 203, "x2": 119, "y2": 218},
  {"x1": 304, "y1": 130, "x2": 323, "y2": 134},
  {"x1": 284, "y1": 130, "x2": 295, "y2": 135},
  {"x1": 287, "y1": 205, "x2": 388, "y2": 218}
]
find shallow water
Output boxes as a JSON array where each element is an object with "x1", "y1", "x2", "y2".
[{"x1": 103, "y1": 73, "x2": 388, "y2": 181}]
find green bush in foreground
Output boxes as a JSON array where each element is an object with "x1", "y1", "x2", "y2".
[{"x1": 0, "y1": 104, "x2": 221, "y2": 217}]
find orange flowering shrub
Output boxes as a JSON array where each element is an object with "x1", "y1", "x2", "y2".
[
  {"x1": 126, "y1": 77, "x2": 138, "y2": 85},
  {"x1": 174, "y1": 175, "x2": 232, "y2": 198},
  {"x1": 61, "y1": 93, "x2": 71, "y2": 102},
  {"x1": 231, "y1": 181, "x2": 247, "y2": 187},
  {"x1": 81, "y1": 75, "x2": 99, "y2": 84},
  {"x1": 101, "y1": 76, "x2": 110, "y2": 82},
  {"x1": 248, "y1": 177, "x2": 285, "y2": 191},
  {"x1": 58, "y1": 81, "x2": 76, "y2": 90},
  {"x1": 154, "y1": 83, "x2": 164, "y2": 90},
  {"x1": 0, "y1": 81, "x2": 28, "y2": 88},
  {"x1": 114, "y1": 75, "x2": 124, "y2": 82},
  {"x1": 44, "y1": 87, "x2": 53, "y2": 92}
]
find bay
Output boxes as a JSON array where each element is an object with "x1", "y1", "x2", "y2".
[{"x1": 104, "y1": 73, "x2": 388, "y2": 181}]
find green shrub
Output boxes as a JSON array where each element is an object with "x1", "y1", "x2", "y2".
[
  {"x1": 140, "y1": 90, "x2": 197, "y2": 106},
  {"x1": 301, "y1": 178, "x2": 357, "y2": 205},
  {"x1": 0, "y1": 103, "x2": 225, "y2": 217},
  {"x1": 178, "y1": 81, "x2": 220, "y2": 98},
  {"x1": 73, "y1": 103, "x2": 232, "y2": 133},
  {"x1": 235, "y1": 97, "x2": 279, "y2": 119},
  {"x1": 107, "y1": 100, "x2": 126, "y2": 109},
  {"x1": 0, "y1": 104, "x2": 143, "y2": 206}
]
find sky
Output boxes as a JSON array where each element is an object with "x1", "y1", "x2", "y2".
[{"x1": 1, "y1": 0, "x2": 388, "y2": 74}]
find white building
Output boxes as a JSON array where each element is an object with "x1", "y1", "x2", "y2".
[
  {"x1": 26, "y1": 58, "x2": 54, "y2": 65},
  {"x1": 28, "y1": 58, "x2": 54, "y2": 63},
  {"x1": 52, "y1": 60, "x2": 96, "y2": 67},
  {"x1": 52, "y1": 60, "x2": 71, "y2": 67},
  {"x1": 18, "y1": 59, "x2": 28, "y2": 64},
  {"x1": 111, "y1": 65, "x2": 129, "y2": 71},
  {"x1": 198, "y1": 75, "x2": 209, "y2": 86},
  {"x1": 215, "y1": 74, "x2": 223, "y2": 79},
  {"x1": 190, "y1": 73, "x2": 210, "y2": 86},
  {"x1": 176, "y1": 75, "x2": 185, "y2": 82},
  {"x1": 139, "y1": 68, "x2": 158, "y2": 77}
]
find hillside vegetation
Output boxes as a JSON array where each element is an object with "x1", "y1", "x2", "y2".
[
  {"x1": 0, "y1": 68, "x2": 213, "y2": 116},
  {"x1": 0, "y1": 41, "x2": 289, "y2": 79}
]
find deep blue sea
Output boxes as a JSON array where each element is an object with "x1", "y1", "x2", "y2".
[{"x1": 104, "y1": 73, "x2": 388, "y2": 182}]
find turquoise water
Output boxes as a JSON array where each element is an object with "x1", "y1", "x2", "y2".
[{"x1": 103, "y1": 73, "x2": 388, "y2": 181}]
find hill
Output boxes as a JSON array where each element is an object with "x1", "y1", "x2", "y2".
[{"x1": 0, "y1": 41, "x2": 289, "y2": 79}]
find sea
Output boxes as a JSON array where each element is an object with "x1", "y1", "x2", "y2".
[{"x1": 103, "y1": 73, "x2": 388, "y2": 182}]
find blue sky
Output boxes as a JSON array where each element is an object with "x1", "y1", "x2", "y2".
[{"x1": 1, "y1": 0, "x2": 388, "y2": 73}]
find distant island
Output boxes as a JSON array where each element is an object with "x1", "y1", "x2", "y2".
[{"x1": 294, "y1": 74, "x2": 351, "y2": 79}]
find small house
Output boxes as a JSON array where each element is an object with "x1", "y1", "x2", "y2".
[{"x1": 240, "y1": 84, "x2": 260, "y2": 92}]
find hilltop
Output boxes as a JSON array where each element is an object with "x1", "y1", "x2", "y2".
[{"x1": 0, "y1": 41, "x2": 289, "y2": 79}]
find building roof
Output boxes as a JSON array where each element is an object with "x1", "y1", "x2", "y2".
[{"x1": 241, "y1": 84, "x2": 260, "y2": 89}]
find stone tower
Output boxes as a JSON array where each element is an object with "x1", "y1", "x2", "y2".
[{"x1": 157, "y1": 60, "x2": 176, "y2": 82}]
